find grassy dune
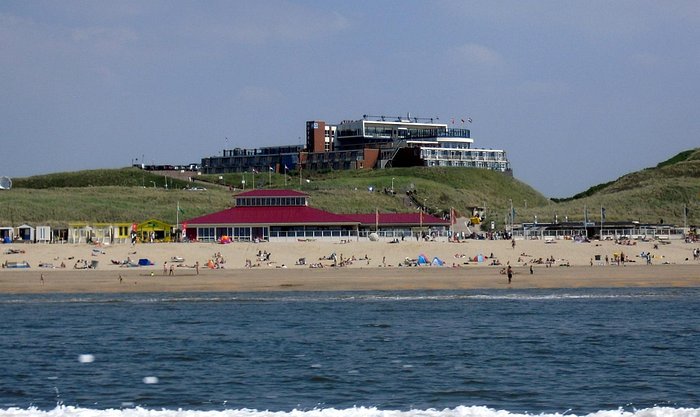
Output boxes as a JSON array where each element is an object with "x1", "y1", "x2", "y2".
[{"x1": 1, "y1": 149, "x2": 698, "y2": 227}]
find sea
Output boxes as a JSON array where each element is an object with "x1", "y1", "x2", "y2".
[{"x1": 1, "y1": 287, "x2": 699, "y2": 417}]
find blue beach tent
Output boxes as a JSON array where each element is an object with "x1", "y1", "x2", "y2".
[{"x1": 431, "y1": 257, "x2": 444, "y2": 266}]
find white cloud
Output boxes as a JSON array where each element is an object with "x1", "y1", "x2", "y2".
[{"x1": 452, "y1": 43, "x2": 503, "y2": 66}]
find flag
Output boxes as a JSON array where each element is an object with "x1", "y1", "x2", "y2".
[
  {"x1": 252, "y1": 168, "x2": 258, "y2": 174},
  {"x1": 467, "y1": 117, "x2": 472, "y2": 123},
  {"x1": 685, "y1": 206, "x2": 690, "y2": 217},
  {"x1": 601, "y1": 207, "x2": 606, "y2": 221},
  {"x1": 269, "y1": 166, "x2": 274, "y2": 171},
  {"x1": 178, "y1": 205, "x2": 185, "y2": 215},
  {"x1": 284, "y1": 164, "x2": 289, "y2": 171},
  {"x1": 460, "y1": 118, "x2": 465, "y2": 124}
]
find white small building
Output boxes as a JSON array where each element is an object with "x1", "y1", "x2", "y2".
[
  {"x1": 36, "y1": 226, "x2": 51, "y2": 243},
  {"x1": 0, "y1": 226, "x2": 13, "y2": 243},
  {"x1": 17, "y1": 224, "x2": 35, "y2": 243}
]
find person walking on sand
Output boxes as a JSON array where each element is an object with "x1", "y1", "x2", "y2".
[
  {"x1": 40, "y1": 274, "x2": 44, "y2": 285},
  {"x1": 169, "y1": 263, "x2": 175, "y2": 276},
  {"x1": 507, "y1": 265, "x2": 513, "y2": 284},
  {"x1": 195, "y1": 261, "x2": 199, "y2": 275},
  {"x1": 119, "y1": 275, "x2": 123, "y2": 284},
  {"x1": 511, "y1": 239, "x2": 516, "y2": 250}
]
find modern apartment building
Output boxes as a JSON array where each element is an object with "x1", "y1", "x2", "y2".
[{"x1": 201, "y1": 115, "x2": 511, "y2": 175}]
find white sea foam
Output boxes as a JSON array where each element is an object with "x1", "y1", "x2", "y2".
[
  {"x1": 142, "y1": 376, "x2": 159, "y2": 384},
  {"x1": 78, "y1": 354, "x2": 95, "y2": 363},
  {"x1": 1, "y1": 406, "x2": 698, "y2": 417},
  {"x1": 0, "y1": 290, "x2": 688, "y2": 305}
]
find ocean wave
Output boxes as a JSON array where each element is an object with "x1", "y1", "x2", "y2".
[
  {"x1": 0, "y1": 288, "x2": 690, "y2": 305},
  {"x1": 1, "y1": 405, "x2": 698, "y2": 417}
]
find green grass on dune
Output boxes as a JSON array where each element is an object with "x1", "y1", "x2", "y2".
[{"x1": 1, "y1": 149, "x2": 699, "y2": 228}]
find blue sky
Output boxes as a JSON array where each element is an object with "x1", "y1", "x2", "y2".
[{"x1": 1, "y1": 1, "x2": 698, "y2": 197}]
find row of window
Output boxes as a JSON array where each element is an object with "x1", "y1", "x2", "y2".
[
  {"x1": 427, "y1": 160, "x2": 510, "y2": 170},
  {"x1": 235, "y1": 197, "x2": 307, "y2": 207},
  {"x1": 422, "y1": 150, "x2": 507, "y2": 160}
]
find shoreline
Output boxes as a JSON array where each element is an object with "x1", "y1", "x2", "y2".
[
  {"x1": 2, "y1": 240, "x2": 699, "y2": 294},
  {"x1": 2, "y1": 265, "x2": 699, "y2": 294}
]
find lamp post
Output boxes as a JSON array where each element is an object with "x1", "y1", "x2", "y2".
[{"x1": 509, "y1": 198, "x2": 513, "y2": 235}]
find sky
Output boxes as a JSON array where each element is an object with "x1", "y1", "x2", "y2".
[{"x1": 1, "y1": 1, "x2": 698, "y2": 197}]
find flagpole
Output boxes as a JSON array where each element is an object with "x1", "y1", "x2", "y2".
[
  {"x1": 600, "y1": 206, "x2": 604, "y2": 241},
  {"x1": 268, "y1": 166, "x2": 272, "y2": 188}
]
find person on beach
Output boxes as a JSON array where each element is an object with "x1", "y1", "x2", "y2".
[
  {"x1": 163, "y1": 262, "x2": 168, "y2": 275},
  {"x1": 195, "y1": 261, "x2": 199, "y2": 275},
  {"x1": 119, "y1": 275, "x2": 123, "y2": 284},
  {"x1": 511, "y1": 239, "x2": 516, "y2": 250},
  {"x1": 507, "y1": 265, "x2": 513, "y2": 284},
  {"x1": 169, "y1": 263, "x2": 175, "y2": 276},
  {"x1": 40, "y1": 274, "x2": 44, "y2": 285},
  {"x1": 530, "y1": 265, "x2": 533, "y2": 275}
]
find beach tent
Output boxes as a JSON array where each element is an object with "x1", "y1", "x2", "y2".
[
  {"x1": 431, "y1": 257, "x2": 444, "y2": 266},
  {"x1": 138, "y1": 258, "x2": 153, "y2": 266},
  {"x1": 417, "y1": 254, "x2": 429, "y2": 265}
]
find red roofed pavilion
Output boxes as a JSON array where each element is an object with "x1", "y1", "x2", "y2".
[{"x1": 184, "y1": 189, "x2": 450, "y2": 242}]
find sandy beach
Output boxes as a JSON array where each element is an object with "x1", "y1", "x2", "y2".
[{"x1": 1, "y1": 238, "x2": 699, "y2": 293}]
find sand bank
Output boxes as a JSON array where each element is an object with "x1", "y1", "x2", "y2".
[{"x1": 1, "y1": 238, "x2": 699, "y2": 293}]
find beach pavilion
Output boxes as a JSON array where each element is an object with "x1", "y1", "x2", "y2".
[
  {"x1": 184, "y1": 189, "x2": 450, "y2": 242},
  {"x1": 342, "y1": 212, "x2": 450, "y2": 239}
]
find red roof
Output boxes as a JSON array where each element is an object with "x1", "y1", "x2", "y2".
[
  {"x1": 235, "y1": 189, "x2": 308, "y2": 198},
  {"x1": 342, "y1": 212, "x2": 450, "y2": 226},
  {"x1": 185, "y1": 206, "x2": 357, "y2": 225}
]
